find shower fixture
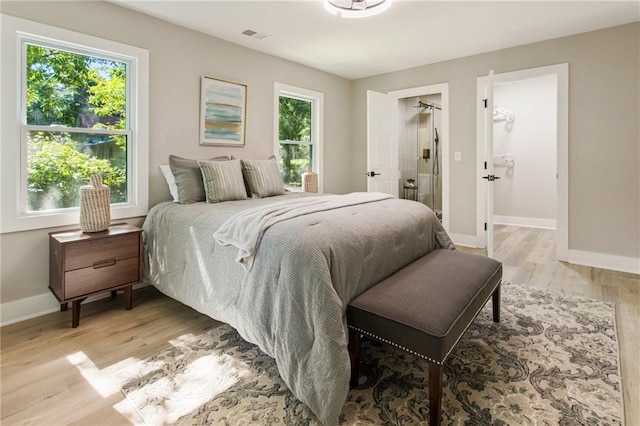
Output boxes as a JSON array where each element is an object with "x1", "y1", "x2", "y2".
[
  {"x1": 423, "y1": 148, "x2": 430, "y2": 160},
  {"x1": 415, "y1": 100, "x2": 442, "y2": 110},
  {"x1": 433, "y1": 128, "x2": 440, "y2": 176}
]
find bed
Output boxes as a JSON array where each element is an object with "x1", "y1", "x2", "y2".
[{"x1": 143, "y1": 191, "x2": 454, "y2": 425}]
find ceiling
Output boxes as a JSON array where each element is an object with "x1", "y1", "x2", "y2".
[{"x1": 112, "y1": 0, "x2": 640, "y2": 79}]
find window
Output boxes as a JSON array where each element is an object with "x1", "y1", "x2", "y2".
[
  {"x1": 1, "y1": 15, "x2": 149, "y2": 232},
  {"x1": 274, "y1": 83, "x2": 323, "y2": 192},
  {"x1": 25, "y1": 44, "x2": 128, "y2": 211}
]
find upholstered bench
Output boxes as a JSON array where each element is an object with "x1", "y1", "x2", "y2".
[{"x1": 347, "y1": 249, "x2": 502, "y2": 426}]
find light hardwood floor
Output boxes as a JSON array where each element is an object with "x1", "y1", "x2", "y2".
[{"x1": 2, "y1": 225, "x2": 638, "y2": 425}]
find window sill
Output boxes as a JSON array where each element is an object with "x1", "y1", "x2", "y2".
[{"x1": 0, "y1": 204, "x2": 148, "y2": 234}]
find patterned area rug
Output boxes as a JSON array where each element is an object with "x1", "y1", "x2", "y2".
[{"x1": 112, "y1": 283, "x2": 623, "y2": 425}]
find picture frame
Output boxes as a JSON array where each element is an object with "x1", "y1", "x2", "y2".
[{"x1": 199, "y1": 76, "x2": 247, "y2": 146}]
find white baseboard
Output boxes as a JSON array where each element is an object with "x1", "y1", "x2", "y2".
[
  {"x1": 0, "y1": 292, "x2": 60, "y2": 327},
  {"x1": 0, "y1": 282, "x2": 150, "y2": 327},
  {"x1": 452, "y1": 231, "x2": 639, "y2": 275},
  {"x1": 494, "y1": 215, "x2": 556, "y2": 230},
  {"x1": 563, "y1": 249, "x2": 640, "y2": 275},
  {"x1": 450, "y1": 233, "x2": 484, "y2": 248}
]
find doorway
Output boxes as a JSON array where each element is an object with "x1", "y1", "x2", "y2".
[
  {"x1": 366, "y1": 84, "x2": 450, "y2": 231},
  {"x1": 477, "y1": 64, "x2": 569, "y2": 260},
  {"x1": 398, "y1": 94, "x2": 444, "y2": 219},
  {"x1": 493, "y1": 76, "x2": 558, "y2": 257}
]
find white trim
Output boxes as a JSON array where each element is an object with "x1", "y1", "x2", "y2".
[
  {"x1": 23, "y1": 125, "x2": 130, "y2": 136},
  {"x1": 564, "y1": 250, "x2": 640, "y2": 275},
  {"x1": 387, "y1": 83, "x2": 451, "y2": 233},
  {"x1": 476, "y1": 64, "x2": 568, "y2": 261},
  {"x1": 0, "y1": 282, "x2": 150, "y2": 327},
  {"x1": 493, "y1": 215, "x2": 557, "y2": 230},
  {"x1": 448, "y1": 233, "x2": 639, "y2": 275},
  {"x1": 1, "y1": 14, "x2": 149, "y2": 233},
  {"x1": 476, "y1": 81, "x2": 488, "y2": 248},
  {"x1": 449, "y1": 232, "x2": 484, "y2": 248},
  {"x1": 273, "y1": 82, "x2": 324, "y2": 193},
  {"x1": 554, "y1": 65, "x2": 569, "y2": 261}
]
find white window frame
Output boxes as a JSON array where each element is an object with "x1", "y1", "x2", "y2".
[
  {"x1": 1, "y1": 14, "x2": 149, "y2": 233},
  {"x1": 273, "y1": 82, "x2": 323, "y2": 193}
]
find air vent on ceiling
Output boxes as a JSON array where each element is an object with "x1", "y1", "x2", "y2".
[{"x1": 242, "y1": 29, "x2": 268, "y2": 40}]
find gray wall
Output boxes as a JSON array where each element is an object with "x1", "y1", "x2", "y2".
[
  {"x1": 1, "y1": 2, "x2": 638, "y2": 310},
  {"x1": 0, "y1": 1, "x2": 352, "y2": 304},
  {"x1": 351, "y1": 23, "x2": 640, "y2": 257}
]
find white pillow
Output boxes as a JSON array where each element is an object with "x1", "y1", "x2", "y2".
[{"x1": 159, "y1": 164, "x2": 179, "y2": 202}]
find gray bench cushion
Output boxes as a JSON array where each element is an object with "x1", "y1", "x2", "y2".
[{"x1": 347, "y1": 249, "x2": 502, "y2": 365}]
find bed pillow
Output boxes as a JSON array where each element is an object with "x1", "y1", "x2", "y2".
[
  {"x1": 169, "y1": 154, "x2": 232, "y2": 203},
  {"x1": 241, "y1": 156, "x2": 286, "y2": 198},
  {"x1": 159, "y1": 165, "x2": 179, "y2": 202},
  {"x1": 198, "y1": 159, "x2": 247, "y2": 203}
]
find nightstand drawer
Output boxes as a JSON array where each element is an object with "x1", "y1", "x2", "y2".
[
  {"x1": 65, "y1": 256, "x2": 140, "y2": 299},
  {"x1": 64, "y1": 233, "x2": 139, "y2": 271}
]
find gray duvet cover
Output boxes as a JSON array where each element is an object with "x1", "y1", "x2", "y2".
[{"x1": 143, "y1": 193, "x2": 454, "y2": 425}]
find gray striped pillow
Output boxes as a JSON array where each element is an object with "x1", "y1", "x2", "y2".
[
  {"x1": 169, "y1": 154, "x2": 233, "y2": 203},
  {"x1": 241, "y1": 158, "x2": 286, "y2": 198},
  {"x1": 198, "y1": 159, "x2": 247, "y2": 203}
]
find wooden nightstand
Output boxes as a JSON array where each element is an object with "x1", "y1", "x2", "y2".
[{"x1": 49, "y1": 224, "x2": 142, "y2": 328}]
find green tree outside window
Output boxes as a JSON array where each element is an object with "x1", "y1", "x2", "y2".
[{"x1": 278, "y1": 96, "x2": 313, "y2": 189}]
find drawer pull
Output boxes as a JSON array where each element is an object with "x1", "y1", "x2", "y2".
[{"x1": 92, "y1": 258, "x2": 116, "y2": 269}]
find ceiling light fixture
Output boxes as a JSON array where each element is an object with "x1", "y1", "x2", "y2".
[{"x1": 324, "y1": 0, "x2": 392, "y2": 18}]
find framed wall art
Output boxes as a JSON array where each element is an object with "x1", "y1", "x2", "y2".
[{"x1": 199, "y1": 76, "x2": 247, "y2": 146}]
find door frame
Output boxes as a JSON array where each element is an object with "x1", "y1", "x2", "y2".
[
  {"x1": 476, "y1": 63, "x2": 569, "y2": 260},
  {"x1": 388, "y1": 83, "x2": 450, "y2": 232}
]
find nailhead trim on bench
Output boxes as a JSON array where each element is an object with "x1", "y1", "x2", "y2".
[
  {"x1": 348, "y1": 325, "x2": 443, "y2": 365},
  {"x1": 347, "y1": 281, "x2": 501, "y2": 366}
]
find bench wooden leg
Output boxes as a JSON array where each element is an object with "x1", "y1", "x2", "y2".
[
  {"x1": 348, "y1": 328, "x2": 361, "y2": 388},
  {"x1": 428, "y1": 363, "x2": 443, "y2": 426},
  {"x1": 492, "y1": 284, "x2": 501, "y2": 323}
]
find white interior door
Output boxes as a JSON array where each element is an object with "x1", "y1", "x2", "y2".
[
  {"x1": 483, "y1": 71, "x2": 496, "y2": 258},
  {"x1": 366, "y1": 90, "x2": 398, "y2": 196}
]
